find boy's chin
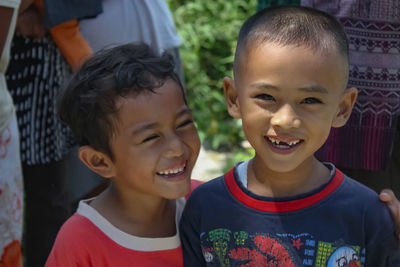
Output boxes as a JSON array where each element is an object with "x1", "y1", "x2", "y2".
[{"x1": 162, "y1": 180, "x2": 191, "y2": 200}]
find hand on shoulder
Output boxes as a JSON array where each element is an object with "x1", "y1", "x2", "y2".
[{"x1": 380, "y1": 189, "x2": 400, "y2": 247}]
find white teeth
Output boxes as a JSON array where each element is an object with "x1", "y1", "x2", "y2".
[
  {"x1": 269, "y1": 137, "x2": 300, "y2": 146},
  {"x1": 158, "y1": 167, "x2": 184, "y2": 175},
  {"x1": 268, "y1": 137, "x2": 280, "y2": 144},
  {"x1": 288, "y1": 140, "x2": 300, "y2": 146}
]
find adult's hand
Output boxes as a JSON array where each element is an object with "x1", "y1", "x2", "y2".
[
  {"x1": 15, "y1": 5, "x2": 45, "y2": 39},
  {"x1": 380, "y1": 189, "x2": 400, "y2": 246}
]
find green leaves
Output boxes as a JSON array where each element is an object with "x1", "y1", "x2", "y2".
[{"x1": 168, "y1": 0, "x2": 257, "y2": 152}]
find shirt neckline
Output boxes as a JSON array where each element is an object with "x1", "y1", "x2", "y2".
[
  {"x1": 224, "y1": 165, "x2": 344, "y2": 213},
  {"x1": 76, "y1": 197, "x2": 185, "y2": 251}
]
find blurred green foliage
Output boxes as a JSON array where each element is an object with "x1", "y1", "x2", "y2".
[{"x1": 168, "y1": 0, "x2": 257, "y2": 154}]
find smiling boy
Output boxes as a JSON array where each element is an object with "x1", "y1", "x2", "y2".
[
  {"x1": 46, "y1": 43, "x2": 200, "y2": 266},
  {"x1": 180, "y1": 6, "x2": 400, "y2": 266}
]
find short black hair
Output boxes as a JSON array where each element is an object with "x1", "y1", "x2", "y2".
[
  {"x1": 58, "y1": 43, "x2": 183, "y2": 160},
  {"x1": 234, "y1": 5, "x2": 349, "y2": 79}
]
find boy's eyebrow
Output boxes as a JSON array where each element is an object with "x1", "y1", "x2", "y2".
[
  {"x1": 250, "y1": 82, "x2": 328, "y2": 94},
  {"x1": 131, "y1": 108, "x2": 193, "y2": 135},
  {"x1": 299, "y1": 86, "x2": 328, "y2": 94},
  {"x1": 132, "y1": 123, "x2": 158, "y2": 136},
  {"x1": 250, "y1": 83, "x2": 279, "y2": 91}
]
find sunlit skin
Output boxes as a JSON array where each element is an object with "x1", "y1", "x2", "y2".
[
  {"x1": 79, "y1": 78, "x2": 200, "y2": 237},
  {"x1": 224, "y1": 42, "x2": 357, "y2": 197}
]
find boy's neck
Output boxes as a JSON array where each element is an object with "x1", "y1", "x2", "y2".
[
  {"x1": 90, "y1": 184, "x2": 177, "y2": 238},
  {"x1": 247, "y1": 156, "x2": 331, "y2": 198}
]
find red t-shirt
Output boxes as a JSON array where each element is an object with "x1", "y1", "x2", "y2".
[{"x1": 46, "y1": 180, "x2": 204, "y2": 267}]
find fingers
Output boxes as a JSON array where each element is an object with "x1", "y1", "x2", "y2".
[{"x1": 380, "y1": 189, "x2": 397, "y2": 202}]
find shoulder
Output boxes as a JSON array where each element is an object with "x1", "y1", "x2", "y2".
[
  {"x1": 188, "y1": 176, "x2": 225, "y2": 201},
  {"x1": 182, "y1": 175, "x2": 226, "y2": 215},
  {"x1": 339, "y1": 174, "x2": 384, "y2": 205},
  {"x1": 53, "y1": 212, "x2": 103, "y2": 248},
  {"x1": 45, "y1": 213, "x2": 103, "y2": 266},
  {"x1": 339, "y1": 174, "x2": 395, "y2": 233},
  {"x1": 337, "y1": 174, "x2": 389, "y2": 213}
]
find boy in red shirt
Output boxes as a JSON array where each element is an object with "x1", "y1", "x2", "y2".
[{"x1": 46, "y1": 43, "x2": 201, "y2": 266}]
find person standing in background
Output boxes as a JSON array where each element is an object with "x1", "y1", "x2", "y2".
[
  {"x1": 0, "y1": 0, "x2": 23, "y2": 266},
  {"x1": 79, "y1": 0, "x2": 186, "y2": 86},
  {"x1": 5, "y1": 1, "x2": 103, "y2": 266},
  {"x1": 301, "y1": 0, "x2": 400, "y2": 197}
]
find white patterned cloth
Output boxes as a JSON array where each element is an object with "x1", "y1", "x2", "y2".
[
  {"x1": 0, "y1": 115, "x2": 23, "y2": 264},
  {"x1": 0, "y1": 0, "x2": 23, "y2": 264},
  {"x1": 0, "y1": 0, "x2": 19, "y2": 133}
]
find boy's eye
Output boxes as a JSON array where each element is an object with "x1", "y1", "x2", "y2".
[
  {"x1": 177, "y1": 119, "x2": 194, "y2": 128},
  {"x1": 255, "y1": 94, "x2": 275, "y2": 101},
  {"x1": 142, "y1": 135, "x2": 159, "y2": 143},
  {"x1": 301, "y1": 97, "x2": 322, "y2": 104}
]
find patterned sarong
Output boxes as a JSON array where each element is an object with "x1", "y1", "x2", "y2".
[{"x1": 302, "y1": 0, "x2": 400, "y2": 170}]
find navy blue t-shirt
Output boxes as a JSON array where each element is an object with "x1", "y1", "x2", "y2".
[{"x1": 180, "y1": 163, "x2": 400, "y2": 266}]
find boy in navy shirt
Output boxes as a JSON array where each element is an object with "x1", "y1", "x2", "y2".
[{"x1": 180, "y1": 6, "x2": 400, "y2": 266}]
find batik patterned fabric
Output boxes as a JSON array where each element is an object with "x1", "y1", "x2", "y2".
[
  {"x1": 5, "y1": 34, "x2": 75, "y2": 165},
  {"x1": 180, "y1": 164, "x2": 399, "y2": 266},
  {"x1": 301, "y1": 0, "x2": 400, "y2": 170},
  {"x1": 0, "y1": 116, "x2": 23, "y2": 266}
]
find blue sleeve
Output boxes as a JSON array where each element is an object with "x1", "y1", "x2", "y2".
[
  {"x1": 179, "y1": 191, "x2": 207, "y2": 266},
  {"x1": 364, "y1": 200, "x2": 400, "y2": 266}
]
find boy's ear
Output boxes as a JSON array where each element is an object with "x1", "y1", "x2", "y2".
[
  {"x1": 223, "y1": 77, "x2": 241, "y2": 118},
  {"x1": 78, "y1": 146, "x2": 115, "y2": 178},
  {"x1": 332, "y1": 87, "x2": 358, "y2": 128}
]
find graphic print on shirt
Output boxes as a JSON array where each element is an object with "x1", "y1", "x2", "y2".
[
  {"x1": 200, "y1": 229, "x2": 363, "y2": 267},
  {"x1": 316, "y1": 242, "x2": 364, "y2": 267}
]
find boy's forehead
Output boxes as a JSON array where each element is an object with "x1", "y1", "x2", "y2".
[
  {"x1": 115, "y1": 78, "x2": 185, "y2": 105},
  {"x1": 235, "y1": 40, "x2": 349, "y2": 84},
  {"x1": 113, "y1": 79, "x2": 187, "y2": 125},
  {"x1": 234, "y1": 41, "x2": 349, "y2": 91}
]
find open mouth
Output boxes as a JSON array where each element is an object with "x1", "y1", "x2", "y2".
[
  {"x1": 157, "y1": 161, "x2": 187, "y2": 179},
  {"x1": 266, "y1": 136, "x2": 303, "y2": 150}
]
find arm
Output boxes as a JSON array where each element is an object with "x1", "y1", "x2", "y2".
[
  {"x1": 49, "y1": 19, "x2": 92, "y2": 70},
  {"x1": 380, "y1": 189, "x2": 400, "y2": 246},
  {"x1": 15, "y1": 4, "x2": 45, "y2": 39},
  {"x1": 19, "y1": 0, "x2": 92, "y2": 70},
  {"x1": 0, "y1": 6, "x2": 14, "y2": 54}
]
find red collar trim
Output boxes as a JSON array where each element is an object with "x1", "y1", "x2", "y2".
[{"x1": 224, "y1": 167, "x2": 344, "y2": 213}]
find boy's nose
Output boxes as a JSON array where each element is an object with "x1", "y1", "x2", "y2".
[
  {"x1": 164, "y1": 133, "x2": 185, "y2": 158},
  {"x1": 270, "y1": 104, "x2": 301, "y2": 129}
]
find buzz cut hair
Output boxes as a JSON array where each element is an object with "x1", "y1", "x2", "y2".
[{"x1": 233, "y1": 5, "x2": 349, "y2": 79}]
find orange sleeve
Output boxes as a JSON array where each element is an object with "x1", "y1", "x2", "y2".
[
  {"x1": 50, "y1": 19, "x2": 92, "y2": 70},
  {"x1": 33, "y1": 0, "x2": 92, "y2": 70}
]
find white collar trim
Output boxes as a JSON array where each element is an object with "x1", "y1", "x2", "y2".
[{"x1": 77, "y1": 197, "x2": 185, "y2": 251}]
